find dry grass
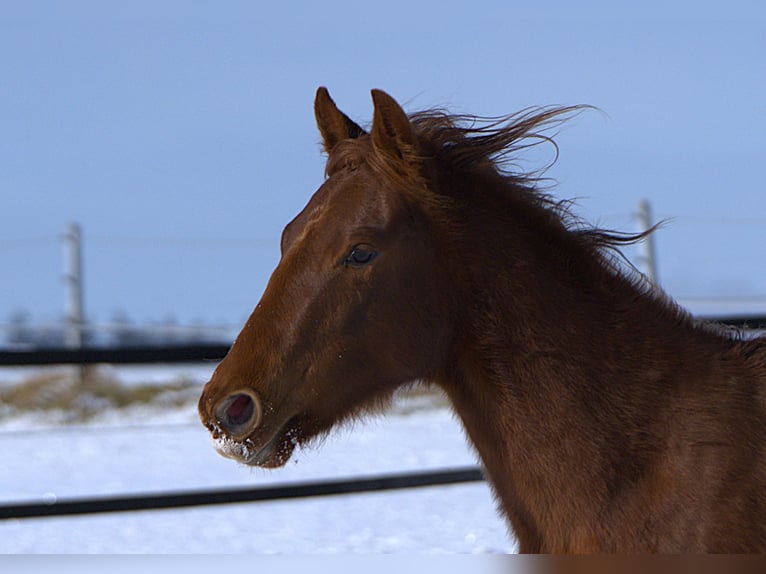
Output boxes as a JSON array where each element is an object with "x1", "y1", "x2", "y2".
[
  {"x1": 0, "y1": 370, "x2": 450, "y2": 423},
  {"x1": 0, "y1": 367, "x2": 199, "y2": 421}
]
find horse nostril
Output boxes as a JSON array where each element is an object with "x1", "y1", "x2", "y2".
[{"x1": 214, "y1": 389, "x2": 262, "y2": 440}]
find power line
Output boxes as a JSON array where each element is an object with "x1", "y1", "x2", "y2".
[
  {"x1": 662, "y1": 216, "x2": 766, "y2": 228},
  {"x1": 87, "y1": 236, "x2": 278, "y2": 248},
  {"x1": 0, "y1": 237, "x2": 59, "y2": 250}
]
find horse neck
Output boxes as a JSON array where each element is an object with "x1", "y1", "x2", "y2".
[{"x1": 433, "y1": 182, "x2": 722, "y2": 550}]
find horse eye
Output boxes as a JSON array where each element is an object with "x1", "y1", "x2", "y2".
[{"x1": 343, "y1": 245, "x2": 377, "y2": 268}]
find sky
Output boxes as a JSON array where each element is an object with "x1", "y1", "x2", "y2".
[{"x1": 1, "y1": 1, "x2": 765, "y2": 334}]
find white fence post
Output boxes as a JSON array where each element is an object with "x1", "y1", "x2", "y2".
[
  {"x1": 63, "y1": 223, "x2": 85, "y2": 350},
  {"x1": 635, "y1": 199, "x2": 659, "y2": 284}
]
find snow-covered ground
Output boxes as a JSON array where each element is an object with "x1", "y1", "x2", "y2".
[
  {"x1": 0, "y1": 363, "x2": 219, "y2": 389},
  {"x1": 0, "y1": 379, "x2": 516, "y2": 554}
]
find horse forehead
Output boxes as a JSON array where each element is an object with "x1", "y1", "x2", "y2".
[{"x1": 297, "y1": 170, "x2": 392, "y2": 231}]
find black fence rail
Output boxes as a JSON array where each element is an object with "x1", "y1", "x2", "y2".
[
  {"x1": 0, "y1": 343, "x2": 230, "y2": 366},
  {"x1": 703, "y1": 314, "x2": 766, "y2": 330},
  {"x1": 1, "y1": 314, "x2": 765, "y2": 367},
  {"x1": 1, "y1": 313, "x2": 763, "y2": 522},
  {"x1": 0, "y1": 467, "x2": 485, "y2": 520}
]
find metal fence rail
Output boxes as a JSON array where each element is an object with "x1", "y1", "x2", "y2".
[
  {"x1": 0, "y1": 467, "x2": 485, "y2": 520},
  {"x1": 1, "y1": 315, "x2": 764, "y2": 367},
  {"x1": 1, "y1": 313, "x2": 764, "y2": 522},
  {"x1": 0, "y1": 343, "x2": 230, "y2": 366}
]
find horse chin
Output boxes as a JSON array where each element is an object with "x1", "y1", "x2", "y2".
[{"x1": 212, "y1": 420, "x2": 299, "y2": 468}]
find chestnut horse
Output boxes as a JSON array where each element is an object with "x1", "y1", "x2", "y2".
[{"x1": 199, "y1": 88, "x2": 766, "y2": 553}]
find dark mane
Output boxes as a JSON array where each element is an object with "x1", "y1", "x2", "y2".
[
  {"x1": 326, "y1": 104, "x2": 663, "y2": 308},
  {"x1": 406, "y1": 107, "x2": 686, "y2": 329},
  {"x1": 409, "y1": 106, "x2": 578, "y2": 186},
  {"x1": 362, "y1": 106, "x2": 654, "y2": 280}
]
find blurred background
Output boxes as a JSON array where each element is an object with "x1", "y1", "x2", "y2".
[
  {"x1": 2, "y1": 0, "x2": 765, "y2": 345},
  {"x1": 0, "y1": 0, "x2": 764, "y2": 554}
]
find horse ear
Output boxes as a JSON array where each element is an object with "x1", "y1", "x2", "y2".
[
  {"x1": 370, "y1": 89, "x2": 416, "y2": 163},
  {"x1": 314, "y1": 87, "x2": 366, "y2": 153}
]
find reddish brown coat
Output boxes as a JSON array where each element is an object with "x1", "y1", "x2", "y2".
[{"x1": 199, "y1": 88, "x2": 766, "y2": 553}]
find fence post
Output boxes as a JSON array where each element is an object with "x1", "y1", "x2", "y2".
[
  {"x1": 63, "y1": 223, "x2": 85, "y2": 349},
  {"x1": 635, "y1": 199, "x2": 659, "y2": 284},
  {"x1": 63, "y1": 223, "x2": 87, "y2": 394}
]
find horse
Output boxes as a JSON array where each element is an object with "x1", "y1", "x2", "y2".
[{"x1": 198, "y1": 87, "x2": 766, "y2": 553}]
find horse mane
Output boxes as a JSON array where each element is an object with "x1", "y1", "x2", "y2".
[
  {"x1": 408, "y1": 106, "x2": 655, "y2": 246},
  {"x1": 337, "y1": 103, "x2": 710, "y2": 337},
  {"x1": 409, "y1": 105, "x2": 575, "y2": 185},
  {"x1": 326, "y1": 104, "x2": 657, "y2": 285},
  {"x1": 411, "y1": 107, "x2": 750, "y2": 342}
]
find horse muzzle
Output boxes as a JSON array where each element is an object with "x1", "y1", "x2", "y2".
[{"x1": 211, "y1": 388, "x2": 263, "y2": 441}]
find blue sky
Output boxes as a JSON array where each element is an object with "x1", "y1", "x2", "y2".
[{"x1": 1, "y1": 1, "x2": 765, "y2": 331}]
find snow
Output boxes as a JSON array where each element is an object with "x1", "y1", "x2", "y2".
[
  {"x1": 0, "y1": 393, "x2": 516, "y2": 553},
  {"x1": 0, "y1": 364, "x2": 218, "y2": 389}
]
